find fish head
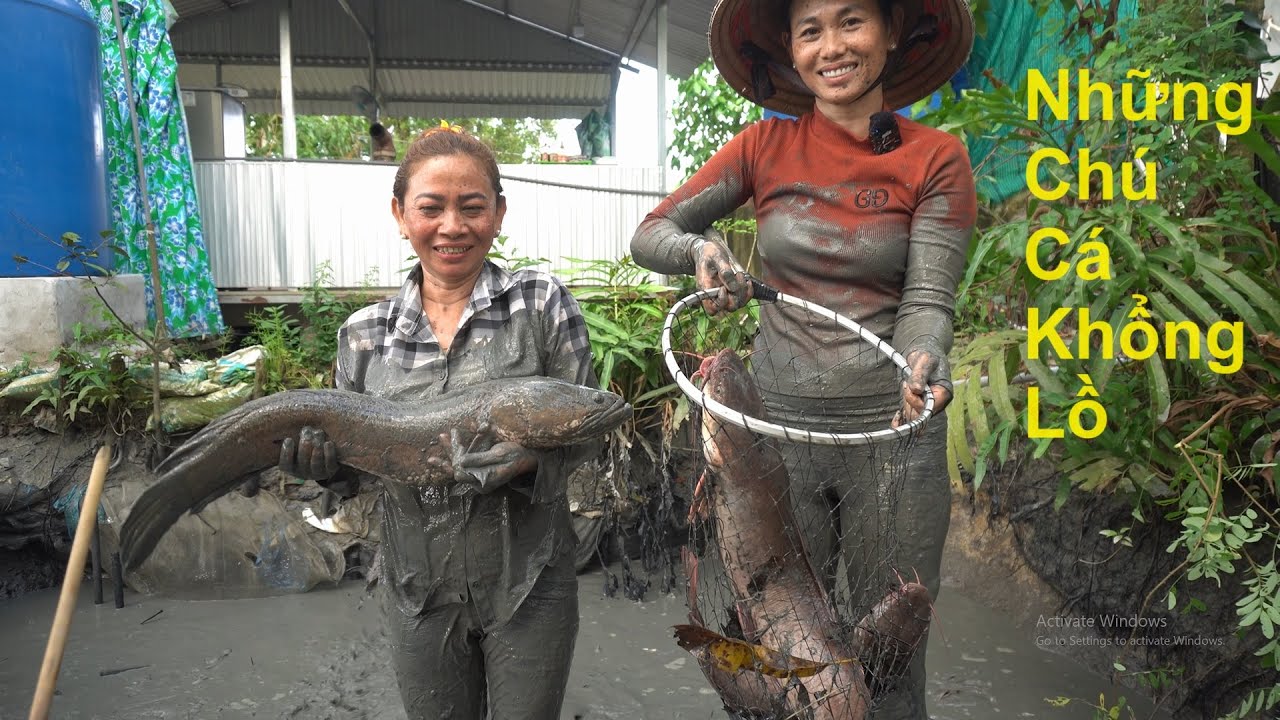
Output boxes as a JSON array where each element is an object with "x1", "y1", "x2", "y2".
[
  {"x1": 698, "y1": 350, "x2": 764, "y2": 468},
  {"x1": 497, "y1": 378, "x2": 632, "y2": 447},
  {"x1": 700, "y1": 349, "x2": 763, "y2": 416}
]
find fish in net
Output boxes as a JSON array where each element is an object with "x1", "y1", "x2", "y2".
[{"x1": 663, "y1": 285, "x2": 941, "y2": 720}]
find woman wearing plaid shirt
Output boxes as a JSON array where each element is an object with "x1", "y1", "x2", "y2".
[{"x1": 282, "y1": 127, "x2": 597, "y2": 719}]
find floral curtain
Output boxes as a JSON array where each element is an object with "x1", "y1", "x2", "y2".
[{"x1": 80, "y1": 0, "x2": 224, "y2": 337}]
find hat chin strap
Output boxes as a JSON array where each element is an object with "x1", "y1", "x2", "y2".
[{"x1": 740, "y1": 42, "x2": 777, "y2": 103}]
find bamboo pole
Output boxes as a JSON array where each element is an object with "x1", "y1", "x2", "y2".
[
  {"x1": 109, "y1": 0, "x2": 167, "y2": 340},
  {"x1": 28, "y1": 443, "x2": 113, "y2": 720},
  {"x1": 109, "y1": 0, "x2": 169, "y2": 451}
]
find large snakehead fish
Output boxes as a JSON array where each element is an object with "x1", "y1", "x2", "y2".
[
  {"x1": 678, "y1": 349, "x2": 933, "y2": 719},
  {"x1": 119, "y1": 377, "x2": 631, "y2": 571}
]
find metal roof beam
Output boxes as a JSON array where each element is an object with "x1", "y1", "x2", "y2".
[
  {"x1": 173, "y1": 0, "x2": 252, "y2": 23},
  {"x1": 620, "y1": 0, "x2": 657, "y2": 62},
  {"x1": 262, "y1": 91, "x2": 608, "y2": 107},
  {"x1": 451, "y1": 0, "x2": 623, "y2": 62},
  {"x1": 334, "y1": 0, "x2": 372, "y2": 41},
  {"x1": 178, "y1": 54, "x2": 613, "y2": 72},
  {"x1": 566, "y1": 0, "x2": 581, "y2": 36},
  {"x1": 334, "y1": 0, "x2": 378, "y2": 112}
]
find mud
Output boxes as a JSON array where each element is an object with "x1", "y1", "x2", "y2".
[
  {"x1": 0, "y1": 420, "x2": 1189, "y2": 719},
  {"x1": 0, "y1": 542, "x2": 61, "y2": 600},
  {"x1": 0, "y1": 529, "x2": 1174, "y2": 720},
  {"x1": 999, "y1": 454, "x2": 1274, "y2": 719}
]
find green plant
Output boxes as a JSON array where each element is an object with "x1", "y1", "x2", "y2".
[
  {"x1": 917, "y1": 0, "x2": 1280, "y2": 712},
  {"x1": 558, "y1": 256, "x2": 678, "y2": 413},
  {"x1": 1123, "y1": 665, "x2": 1184, "y2": 695},
  {"x1": 670, "y1": 59, "x2": 763, "y2": 180},
  {"x1": 244, "y1": 305, "x2": 309, "y2": 393},
  {"x1": 242, "y1": 263, "x2": 383, "y2": 392},
  {"x1": 1046, "y1": 693, "x2": 1137, "y2": 720},
  {"x1": 298, "y1": 261, "x2": 379, "y2": 385},
  {"x1": 1217, "y1": 683, "x2": 1280, "y2": 720},
  {"x1": 934, "y1": 0, "x2": 1280, "y2": 500},
  {"x1": 1235, "y1": 558, "x2": 1280, "y2": 661},
  {"x1": 553, "y1": 254, "x2": 765, "y2": 465},
  {"x1": 21, "y1": 323, "x2": 148, "y2": 432},
  {"x1": 12, "y1": 229, "x2": 173, "y2": 445},
  {"x1": 245, "y1": 114, "x2": 559, "y2": 163},
  {"x1": 0, "y1": 357, "x2": 35, "y2": 387},
  {"x1": 487, "y1": 234, "x2": 548, "y2": 272}
]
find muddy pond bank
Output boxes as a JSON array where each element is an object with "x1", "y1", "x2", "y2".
[
  {"x1": 0, "y1": 544, "x2": 1169, "y2": 720},
  {"x1": 0, "y1": 418, "x2": 1252, "y2": 718}
]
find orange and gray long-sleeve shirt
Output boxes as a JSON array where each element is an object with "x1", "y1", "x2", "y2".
[{"x1": 633, "y1": 110, "x2": 977, "y2": 421}]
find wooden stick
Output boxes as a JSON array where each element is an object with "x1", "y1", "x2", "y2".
[
  {"x1": 112, "y1": 552, "x2": 124, "y2": 609},
  {"x1": 28, "y1": 443, "x2": 112, "y2": 720},
  {"x1": 91, "y1": 522, "x2": 103, "y2": 606}
]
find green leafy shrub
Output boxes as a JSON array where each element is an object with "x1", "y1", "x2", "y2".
[
  {"x1": 919, "y1": 0, "x2": 1279, "y2": 712},
  {"x1": 670, "y1": 59, "x2": 762, "y2": 180},
  {"x1": 245, "y1": 262, "x2": 381, "y2": 392},
  {"x1": 298, "y1": 261, "x2": 380, "y2": 383},
  {"x1": 21, "y1": 323, "x2": 148, "y2": 432}
]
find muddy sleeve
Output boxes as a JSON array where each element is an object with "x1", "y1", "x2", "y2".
[
  {"x1": 332, "y1": 315, "x2": 368, "y2": 389},
  {"x1": 334, "y1": 321, "x2": 362, "y2": 392},
  {"x1": 630, "y1": 125, "x2": 758, "y2": 275},
  {"x1": 531, "y1": 277, "x2": 600, "y2": 503},
  {"x1": 890, "y1": 136, "x2": 977, "y2": 389}
]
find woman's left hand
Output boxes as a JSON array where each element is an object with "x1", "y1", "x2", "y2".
[
  {"x1": 893, "y1": 351, "x2": 952, "y2": 428},
  {"x1": 455, "y1": 440, "x2": 538, "y2": 493}
]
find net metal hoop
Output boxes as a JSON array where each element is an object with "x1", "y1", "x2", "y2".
[{"x1": 661, "y1": 287, "x2": 934, "y2": 446}]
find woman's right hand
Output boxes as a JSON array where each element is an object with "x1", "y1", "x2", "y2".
[
  {"x1": 687, "y1": 227, "x2": 752, "y2": 315},
  {"x1": 279, "y1": 426, "x2": 340, "y2": 482}
]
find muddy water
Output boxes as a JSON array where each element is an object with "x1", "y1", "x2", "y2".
[
  {"x1": 923, "y1": 583, "x2": 1168, "y2": 720},
  {"x1": 0, "y1": 566, "x2": 1170, "y2": 720}
]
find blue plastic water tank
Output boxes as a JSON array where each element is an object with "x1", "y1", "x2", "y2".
[{"x1": 0, "y1": 0, "x2": 110, "y2": 277}]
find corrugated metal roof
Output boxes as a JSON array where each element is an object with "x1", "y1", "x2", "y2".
[
  {"x1": 169, "y1": 0, "x2": 717, "y2": 118},
  {"x1": 172, "y1": 0, "x2": 617, "y2": 65},
  {"x1": 469, "y1": 0, "x2": 714, "y2": 76},
  {"x1": 169, "y1": 0, "x2": 254, "y2": 21}
]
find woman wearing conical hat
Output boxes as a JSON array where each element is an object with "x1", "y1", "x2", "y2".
[{"x1": 633, "y1": 1, "x2": 976, "y2": 717}]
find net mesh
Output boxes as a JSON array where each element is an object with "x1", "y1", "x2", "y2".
[{"x1": 665, "y1": 292, "x2": 939, "y2": 720}]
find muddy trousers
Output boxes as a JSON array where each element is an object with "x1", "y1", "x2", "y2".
[
  {"x1": 382, "y1": 565, "x2": 579, "y2": 720},
  {"x1": 779, "y1": 404, "x2": 951, "y2": 720}
]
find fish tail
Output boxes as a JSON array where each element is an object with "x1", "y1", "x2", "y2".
[
  {"x1": 122, "y1": 394, "x2": 299, "y2": 570},
  {"x1": 119, "y1": 475, "x2": 199, "y2": 572}
]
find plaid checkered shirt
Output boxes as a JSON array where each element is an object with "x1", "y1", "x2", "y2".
[{"x1": 335, "y1": 260, "x2": 597, "y2": 625}]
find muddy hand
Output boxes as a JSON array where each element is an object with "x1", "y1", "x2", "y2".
[
  {"x1": 279, "y1": 426, "x2": 339, "y2": 481},
  {"x1": 688, "y1": 227, "x2": 751, "y2": 315},
  {"x1": 451, "y1": 425, "x2": 538, "y2": 494},
  {"x1": 893, "y1": 351, "x2": 951, "y2": 428}
]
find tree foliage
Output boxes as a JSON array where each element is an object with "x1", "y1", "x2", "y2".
[
  {"x1": 919, "y1": 0, "x2": 1280, "y2": 712},
  {"x1": 244, "y1": 114, "x2": 559, "y2": 164},
  {"x1": 669, "y1": 58, "x2": 763, "y2": 181}
]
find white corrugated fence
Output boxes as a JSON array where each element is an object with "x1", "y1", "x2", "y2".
[{"x1": 193, "y1": 160, "x2": 665, "y2": 289}]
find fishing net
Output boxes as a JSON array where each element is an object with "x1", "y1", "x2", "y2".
[{"x1": 662, "y1": 282, "x2": 942, "y2": 720}]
